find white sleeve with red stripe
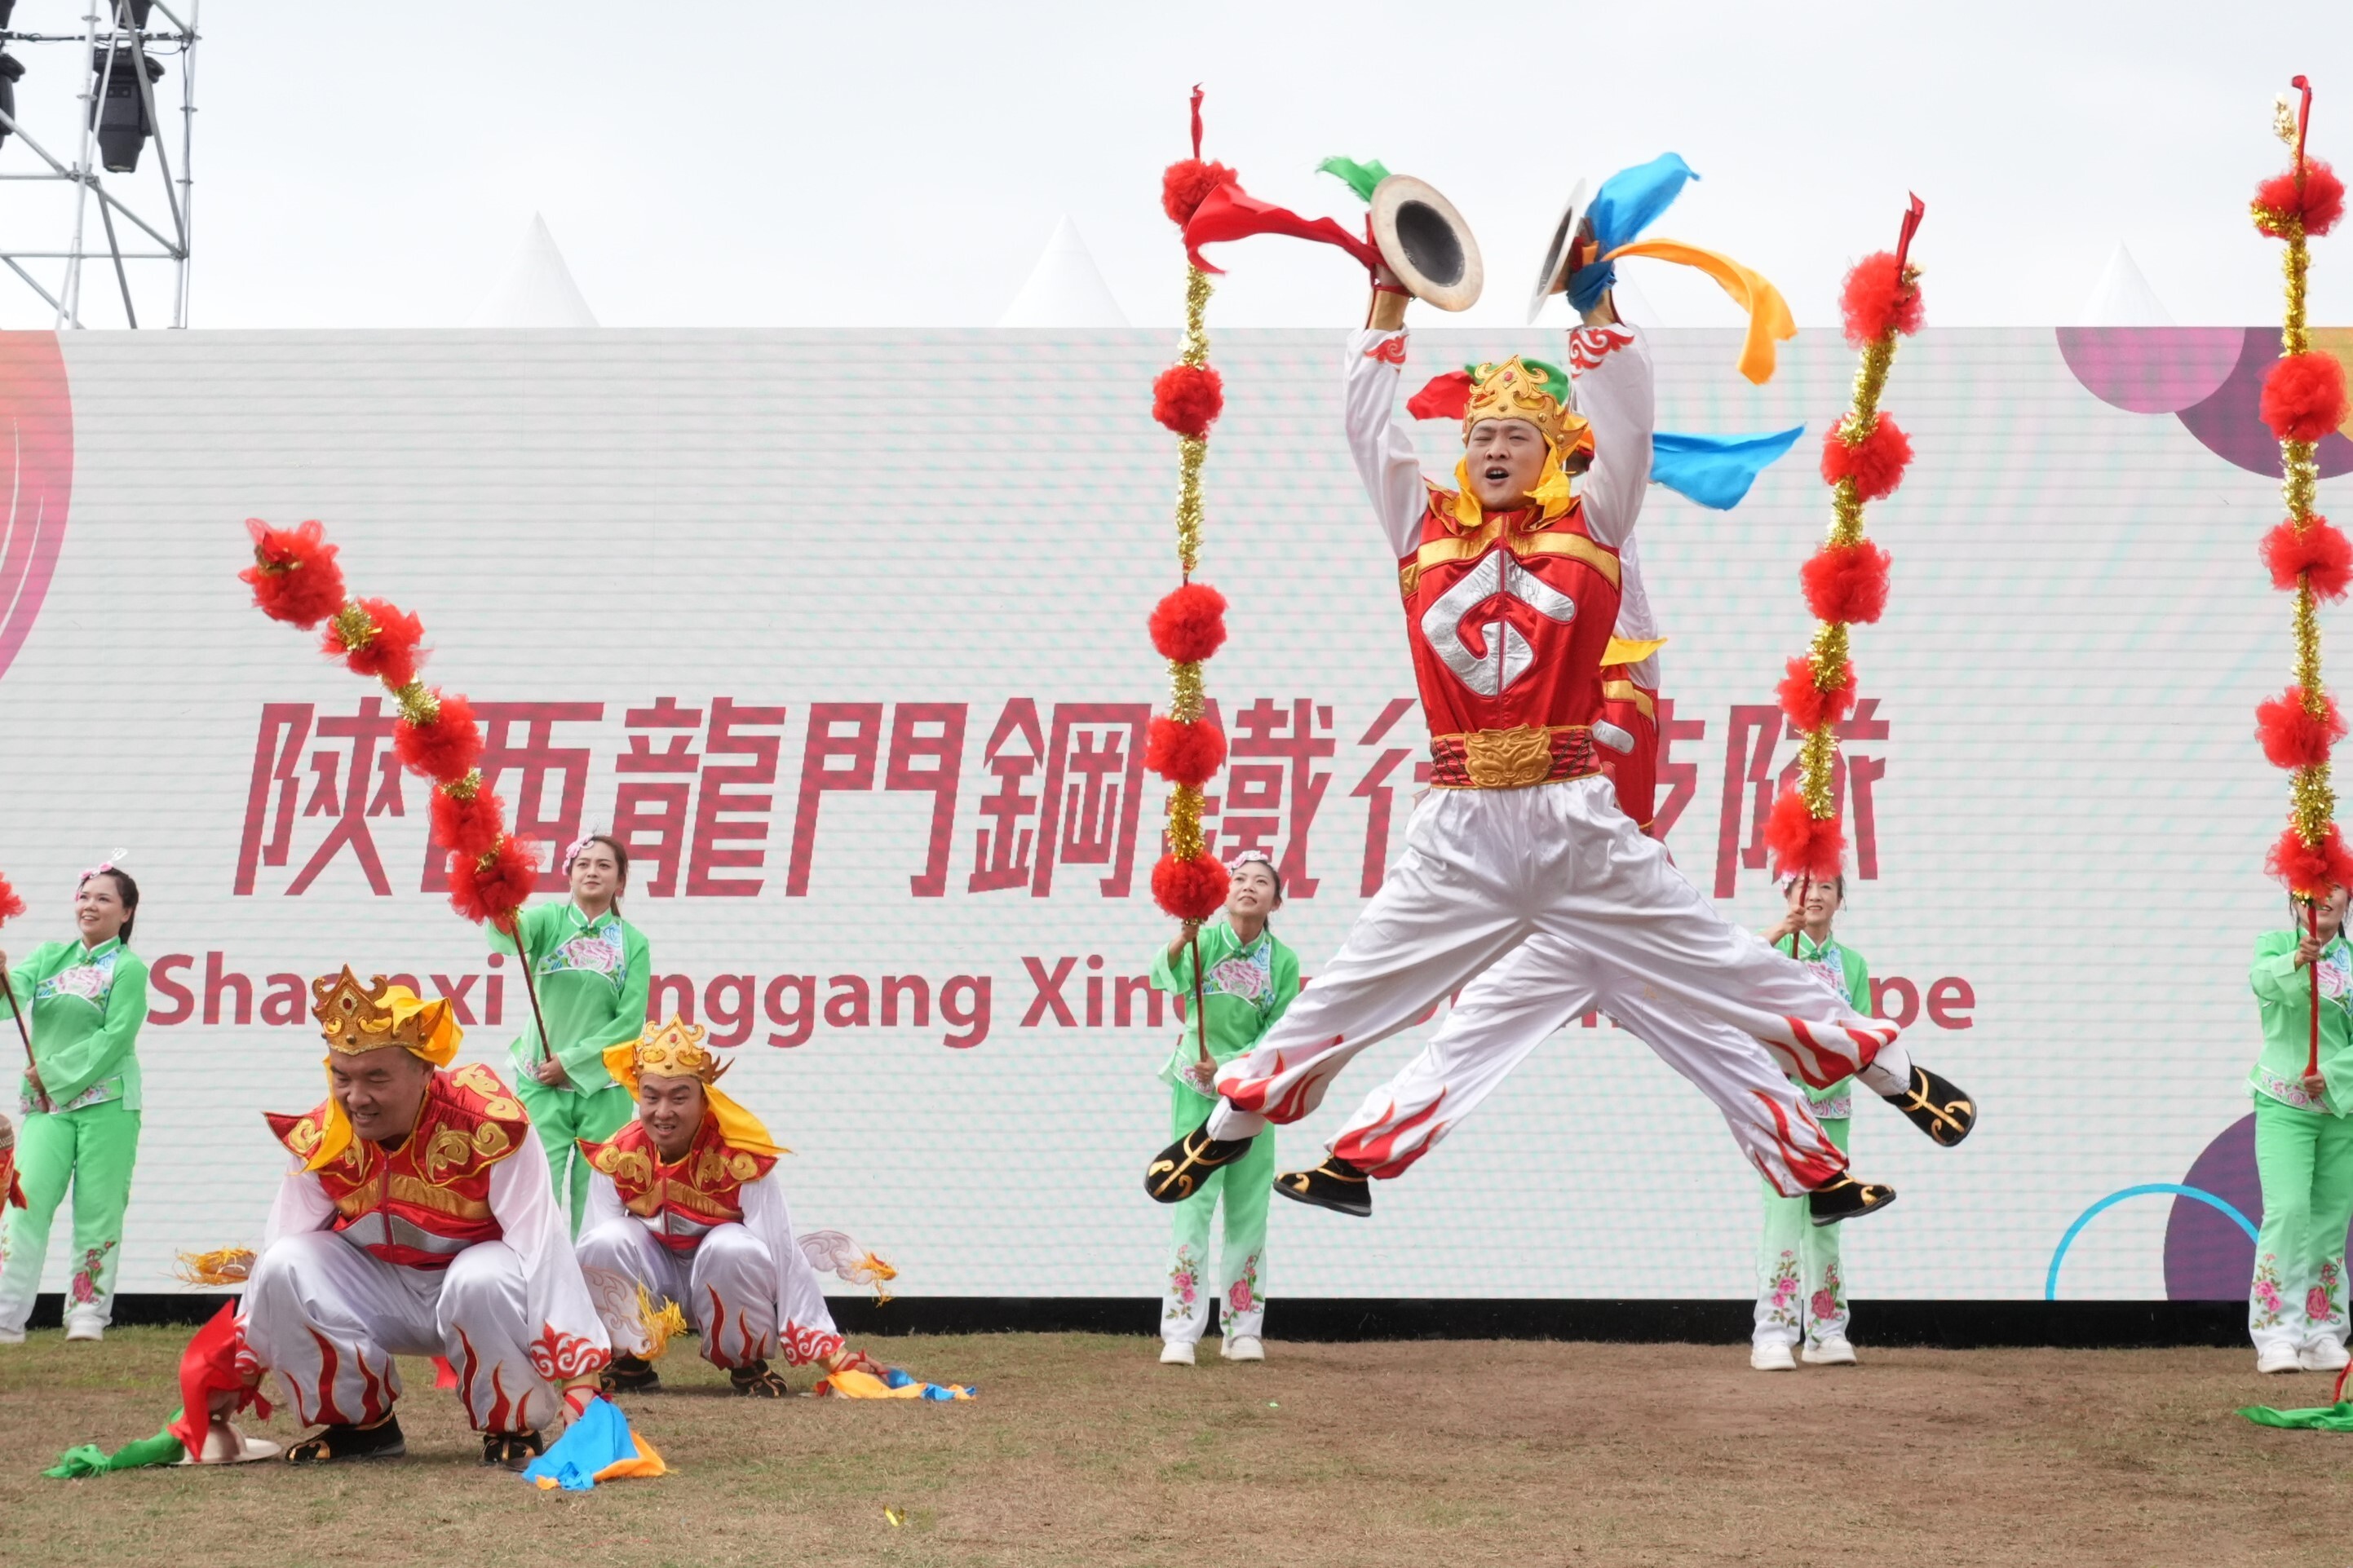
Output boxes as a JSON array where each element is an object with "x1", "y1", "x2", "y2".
[
  {"x1": 740, "y1": 1172, "x2": 843, "y2": 1363},
  {"x1": 1612, "y1": 534, "x2": 1663, "y2": 688},
  {"x1": 1568, "y1": 322, "x2": 1654, "y2": 550},
  {"x1": 259, "y1": 1157, "x2": 334, "y2": 1249},
  {"x1": 485, "y1": 1138, "x2": 611, "y2": 1370},
  {"x1": 1344, "y1": 328, "x2": 1430, "y2": 559}
]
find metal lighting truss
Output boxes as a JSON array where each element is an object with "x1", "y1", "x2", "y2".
[{"x1": 0, "y1": 0, "x2": 198, "y2": 328}]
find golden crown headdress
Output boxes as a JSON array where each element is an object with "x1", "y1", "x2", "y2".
[
  {"x1": 630, "y1": 1016, "x2": 729, "y2": 1084},
  {"x1": 309, "y1": 967, "x2": 457, "y2": 1058},
  {"x1": 1462, "y1": 356, "x2": 1590, "y2": 454}
]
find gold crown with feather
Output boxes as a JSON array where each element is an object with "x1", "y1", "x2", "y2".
[
  {"x1": 631, "y1": 1016, "x2": 730, "y2": 1084},
  {"x1": 309, "y1": 967, "x2": 452, "y2": 1056},
  {"x1": 1462, "y1": 356, "x2": 1591, "y2": 456}
]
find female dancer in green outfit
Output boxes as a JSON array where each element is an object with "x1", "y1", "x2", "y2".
[
  {"x1": 0, "y1": 866, "x2": 147, "y2": 1344},
  {"x1": 1751, "y1": 874, "x2": 1865, "y2": 1371},
  {"x1": 2246, "y1": 884, "x2": 2353, "y2": 1376},
  {"x1": 493, "y1": 834, "x2": 650, "y2": 1234},
  {"x1": 1152, "y1": 854, "x2": 1298, "y2": 1366}
]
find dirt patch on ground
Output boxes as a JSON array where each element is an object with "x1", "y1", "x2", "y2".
[{"x1": 0, "y1": 1329, "x2": 2342, "y2": 1566}]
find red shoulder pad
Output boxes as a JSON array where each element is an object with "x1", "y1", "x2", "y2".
[
  {"x1": 263, "y1": 1102, "x2": 333, "y2": 1162},
  {"x1": 414, "y1": 1066, "x2": 531, "y2": 1181}
]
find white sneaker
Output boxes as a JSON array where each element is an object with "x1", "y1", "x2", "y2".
[
  {"x1": 2301, "y1": 1340, "x2": 2352, "y2": 1372},
  {"x1": 63, "y1": 1318, "x2": 103, "y2": 1344},
  {"x1": 1159, "y1": 1340, "x2": 1196, "y2": 1366},
  {"x1": 1749, "y1": 1342, "x2": 1797, "y2": 1371},
  {"x1": 1802, "y1": 1337, "x2": 1858, "y2": 1366},
  {"x1": 1220, "y1": 1336, "x2": 1264, "y2": 1362},
  {"x1": 2258, "y1": 1342, "x2": 2304, "y2": 1374}
]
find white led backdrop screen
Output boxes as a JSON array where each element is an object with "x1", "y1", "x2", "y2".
[{"x1": 0, "y1": 321, "x2": 2343, "y2": 1304}]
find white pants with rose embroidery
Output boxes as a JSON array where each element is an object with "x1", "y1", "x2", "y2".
[
  {"x1": 1204, "y1": 778, "x2": 1908, "y2": 1194},
  {"x1": 1754, "y1": 1118, "x2": 1851, "y2": 1349},
  {"x1": 244, "y1": 1231, "x2": 576, "y2": 1435},
  {"x1": 1163, "y1": 1084, "x2": 1272, "y2": 1345}
]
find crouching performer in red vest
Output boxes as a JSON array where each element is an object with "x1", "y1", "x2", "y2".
[
  {"x1": 577, "y1": 1018, "x2": 881, "y2": 1397},
  {"x1": 241, "y1": 970, "x2": 611, "y2": 1467},
  {"x1": 1147, "y1": 260, "x2": 1975, "y2": 1223}
]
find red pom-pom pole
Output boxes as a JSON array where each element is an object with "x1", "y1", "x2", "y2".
[
  {"x1": 1800, "y1": 540, "x2": 1894, "y2": 626},
  {"x1": 1818, "y1": 417, "x2": 1913, "y2": 503},
  {"x1": 393, "y1": 692, "x2": 484, "y2": 784},
  {"x1": 430, "y1": 781, "x2": 509, "y2": 859},
  {"x1": 1149, "y1": 583, "x2": 1228, "y2": 664},
  {"x1": 2257, "y1": 687, "x2": 2347, "y2": 769},
  {"x1": 325, "y1": 596, "x2": 427, "y2": 687},
  {"x1": 2261, "y1": 351, "x2": 2349, "y2": 444},
  {"x1": 1151, "y1": 851, "x2": 1230, "y2": 922},
  {"x1": 1763, "y1": 786, "x2": 1846, "y2": 882},
  {"x1": 240, "y1": 519, "x2": 347, "y2": 629},
  {"x1": 2262, "y1": 516, "x2": 2353, "y2": 599},
  {"x1": 1776, "y1": 654, "x2": 1857, "y2": 731},
  {"x1": 1152, "y1": 364, "x2": 1225, "y2": 439},
  {"x1": 1145, "y1": 715, "x2": 1227, "y2": 787},
  {"x1": 2269, "y1": 822, "x2": 2353, "y2": 900}
]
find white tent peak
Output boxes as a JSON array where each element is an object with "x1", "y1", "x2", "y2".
[
  {"x1": 2077, "y1": 242, "x2": 2173, "y2": 327},
  {"x1": 469, "y1": 213, "x2": 600, "y2": 328},
  {"x1": 997, "y1": 214, "x2": 1130, "y2": 328}
]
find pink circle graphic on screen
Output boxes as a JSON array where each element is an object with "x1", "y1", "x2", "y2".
[
  {"x1": 0, "y1": 332, "x2": 73, "y2": 685},
  {"x1": 2178, "y1": 328, "x2": 2353, "y2": 479},
  {"x1": 2054, "y1": 326, "x2": 2244, "y2": 414},
  {"x1": 2165, "y1": 1114, "x2": 2259, "y2": 1301}
]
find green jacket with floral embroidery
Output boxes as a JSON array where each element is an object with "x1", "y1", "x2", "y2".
[
  {"x1": 7, "y1": 938, "x2": 148, "y2": 1112},
  {"x1": 1150, "y1": 921, "x2": 1300, "y2": 1092},
  {"x1": 491, "y1": 902, "x2": 651, "y2": 1093},
  {"x1": 2249, "y1": 929, "x2": 2353, "y2": 1116}
]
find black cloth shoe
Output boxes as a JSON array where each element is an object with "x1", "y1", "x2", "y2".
[
  {"x1": 1807, "y1": 1174, "x2": 1896, "y2": 1227},
  {"x1": 599, "y1": 1353, "x2": 661, "y2": 1394},
  {"x1": 283, "y1": 1414, "x2": 405, "y2": 1464},
  {"x1": 1274, "y1": 1155, "x2": 1373, "y2": 1217},
  {"x1": 480, "y1": 1429, "x2": 546, "y2": 1470},
  {"x1": 1882, "y1": 1064, "x2": 1976, "y2": 1147},
  {"x1": 1146, "y1": 1127, "x2": 1258, "y2": 1204},
  {"x1": 729, "y1": 1359, "x2": 793, "y2": 1398}
]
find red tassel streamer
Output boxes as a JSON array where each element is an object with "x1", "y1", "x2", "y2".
[
  {"x1": 392, "y1": 691, "x2": 484, "y2": 784},
  {"x1": 1763, "y1": 788, "x2": 1846, "y2": 881},
  {"x1": 2254, "y1": 158, "x2": 2346, "y2": 239},
  {"x1": 430, "y1": 783, "x2": 509, "y2": 860},
  {"x1": 2270, "y1": 822, "x2": 2353, "y2": 899},
  {"x1": 239, "y1": 519, "x2": 347, "y2": 629},
  {"x1": 1151, "y1": 851, "x2": 1230, "y2": 922},
  {"x1": 2262, "y1": 516, "x2": 2353, "y2": 599},
  {"x1": 2256, "y1": 687, "x2": 2347, "y2": 770},
  {"x1": 1144, "y1": 716, "x2": 1227, "y2": 787},
  {"x1": 447, "y1": 835, "x2": 542, "y2": 926},
  {"x1": 1776, "y1": 655, "x2": 1857, "y2": 731},
  {"x1": 1152, "y1": 364, "x2": 1225, "y2": 439},
  {"x1": 1819, "y1": 417, "x2": 1913, "y2": 502},
  {"x1": 326, "y1": 596, "x2": 427, "y2": 687},
  {"x1": 1837, "y1": 251, "x2": 1925, "y2": 347},
  {"x1": 2261, "y1": 351, "x2": 2350, "y2": 444},
  {"x1": 1800, "y1": 540, "x2": 1894, "y2": 626},
  {"x1": 1148, "y1": 583, "x2": 1228, "y2": 664},
  {"x1": 1407, "y1": 370, "x2": 1475, "y2": 423}
]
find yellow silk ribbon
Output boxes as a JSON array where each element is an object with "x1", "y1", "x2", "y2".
[
  {"x1": 1602, "y1": 636, "x2": 1670, "y2": 666},
  {"x1": 305, "y1": 988, "x2": 462, "y2": 1173},
  {"x1": 1602, "y1": 239, "x2": 1796, "y2": 385}
]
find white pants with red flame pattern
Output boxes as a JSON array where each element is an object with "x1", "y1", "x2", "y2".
[
  {"x1": 244, "y1": 1230, "x2": 571, "y2": 1435},
  {"x1": 1203, "y1": 776, "x2": 1909, "y2": 1195},
  {"x1": 576, "y1": 1217, "x2": 844, "y2": 1371}
]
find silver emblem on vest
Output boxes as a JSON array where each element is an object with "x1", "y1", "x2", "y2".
[{"x1": 1418, "y1": 549, "x2": 1577, "y2": 697}]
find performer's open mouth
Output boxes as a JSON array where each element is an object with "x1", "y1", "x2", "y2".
[{"x1": 1483, "y1": 465, "x2": 1510, "y2": 483}]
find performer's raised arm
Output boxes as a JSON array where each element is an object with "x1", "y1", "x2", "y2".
[
  {"x1": 1566, "y1": 289, "x2": 1655, "y2": 550},
  {"x1": 1343, "y1": 268, "x2": 1428, "y2": 559}
]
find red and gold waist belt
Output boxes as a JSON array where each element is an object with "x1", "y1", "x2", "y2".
[{"x1": 1428, "y1": 724, "x2": 1599, "y2": 790}]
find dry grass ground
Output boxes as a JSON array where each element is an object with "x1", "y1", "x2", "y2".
[{"x1": 1, "y1": 1327, "x2": 2347, "y2": 1567}]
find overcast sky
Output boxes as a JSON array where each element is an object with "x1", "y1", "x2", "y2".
[{"x1": 2, "y1": 0, "x2": 2350, "y2": 332}]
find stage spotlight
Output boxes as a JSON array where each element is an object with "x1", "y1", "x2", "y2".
[
  {"x1": 88, "y1": 44, "x2": 162, "y2": 173},
  {"x1": 0, "y1": 57, "x2": 20, "y2": 152}
]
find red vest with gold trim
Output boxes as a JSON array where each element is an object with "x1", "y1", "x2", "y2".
[
  {"x1": 581, "y1": 1115, "x2": 777, "y2": 1254},
  {"x1": 1598, "y1": 664, "x2": 1662, "y2": 834},
  {"x1": 265, "y1": 1062, "x2": 527, "y2": 1270},
  {"x1": 1400, "y1": 495, "x2": 1623, "y2": 788}
]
